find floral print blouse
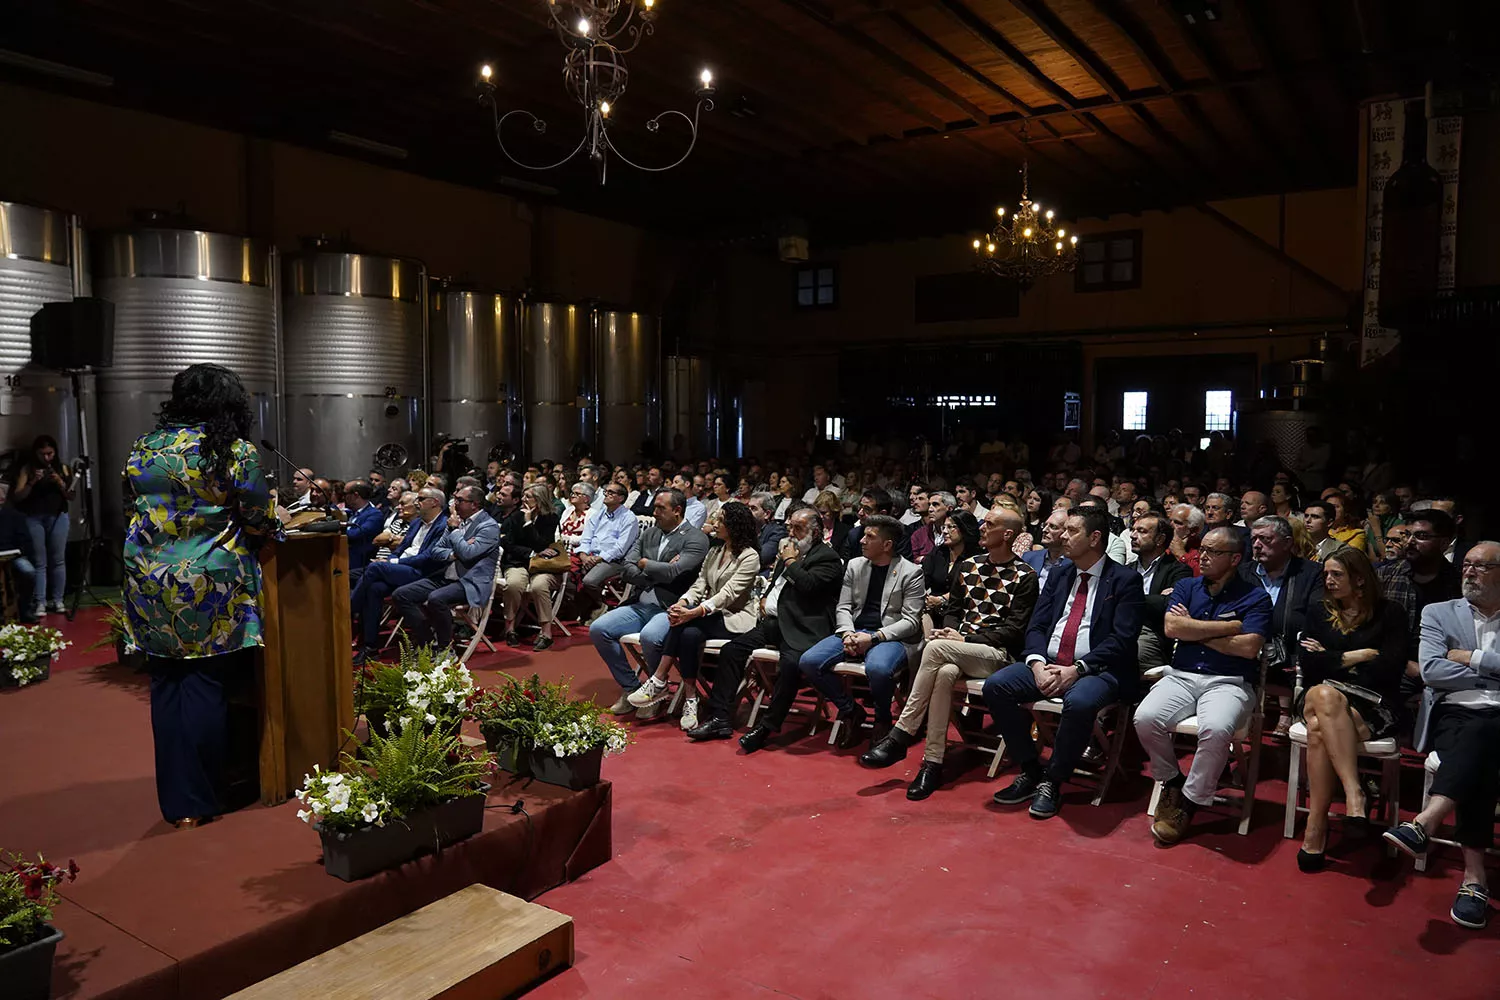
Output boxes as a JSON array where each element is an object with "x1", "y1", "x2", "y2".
[{"x1": 122, "y1": 425, "x2": 280, "y2": 659}]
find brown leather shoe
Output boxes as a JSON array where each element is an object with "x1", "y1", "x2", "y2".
[{"x1": 1151, "y1": 797, "x2": 1192, "y2": 845}]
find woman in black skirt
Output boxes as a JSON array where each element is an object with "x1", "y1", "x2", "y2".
[{"x1": 1294, "y1": 545, "x2": 1407, "y2": 870}]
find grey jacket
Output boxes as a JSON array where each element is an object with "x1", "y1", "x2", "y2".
[
  {"x1": 835, "y1": 555, "x2": 926, "y2": 644},
  {"x1": 617, "y1": 519, "x2": 711, "y2": 608},
  {"x1": 1415, "y1": 597, "x2": 1500, "y2": 751},
  {"x1": 432, "y1": 510, "x2": 500, "y2": 607}
]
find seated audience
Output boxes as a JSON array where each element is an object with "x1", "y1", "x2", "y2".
[
  {"x1": 1132, "y1": 511, "x2": 1191, "y2": 671},
  {"x1": 955, "y1": 481, "x2": 982, "y2": 516},
  {"x1": 1378, "y1": 522, "x2": 1409, "y2": 566},
  {"x1": 392, "y1": 485, "x2": 500, "y2": 650},
  {"x1": 1023, "y1": 508, "x2": 1072, "y2": 592},
  {"x1": 284, "y1": 467, "x2": 316, "y2": 513},
  {"x1": 1385, "y1": 541, "x2": 1500, "y2": 931},
  {"x1": 672, "y1": 472, "x2": 708, "y2": 528},
  {"x1": 630, "y1": 466, "x2": 663, "y2": 515},
  {"x1": 557, "y1": 482, "x2": 594, "y2": 549},
  {"x1": 798, "y1": 515, "x2": 926, "y2": 747},
  {"x1": 498, "y1": 483, "x2": 562, "y2": 651},
  {"x1": 900, "y1": 485, "x2": 929, "y2": 527},
  {"x1": 1135, "y1": 526, "x2": 1270, "y2": 845},
  {"x1": 986, "y1": 508, "x2": 1145, "y2": 819},
  {"x1": 575, "y1": 480, "x2": 641, "y2": 614},
  {"x1": 1293, "y1": 547, "x2": 1406, "y2": 871},
  {"x1": 342, "y1": 480, "x2": 384, "y2": 583},
  {"x1": 841, "y1": 488, "x2": 912, "y2": 562},
  {"x1": 1242, "y1": 514, "x2": 1326, "y2": 735},
  {"x1": 373, "y1": 489, "x2": 417, "y2": 562},
  {"x1": 747, "y1": 491, "x2": 788, "y2": 570},
  {"x1": 350, "y1": 487, "x2": 450, "y2": 664},
  {"x1": 630, "y1": 502, "x2": 761, "y2": 730},
  {"x1": 802, "y1": 464, "x2": 835, "y2": 504},
  {"x1": 772, "y1": 474, "x2": 799, "y2": 521},
  {"x1": 0, "y1": 505, "x2": 39, "y2": 622},
  {"x1": 1078, "y1": 495, "x2": 1130, "y2": 565},
  {"x1": 1024, "y1": 487, "x2": 1053, "y2": 539},
  {"x1": 1326, "y1": 492, "x2": 1368, "y2": 553},
  {"x1": 1364, "y1": 492, "x2": 1402, "y2": 554},
  {"x1": 860, "y1": 507, "x2": 1039, "y2": 798},
  {"x1": 812, "y1": 490, "x2": 848, "y2": 550},
  {"x1": 589, "y1": 490, "x2": 709, "y2": 713},
  {"x1": 922, "y1": 510, "x2": 982, "y2": 624},
  {"x1": 1304, "y1": 500, "x2": 1344, "y2": 562},
  {"x1": 990, "y1": 493, "x2": 1034, "y2": 556},
  {"x1": 1168, "y1": 503, "x2": 1205, "y2": 575}
]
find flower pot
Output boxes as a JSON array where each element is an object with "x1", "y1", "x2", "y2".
[
  {"x1": 316, "y1": 782, "x2": 490, "y2": 882},
  {"x1": 0, "y1": 922, "x2": 64, "y2": 1000},
  {"x1": 480, "y1": 725, "x2": 531, "y2": 777},
  {"x1": 526, "y1": 745, "x2": 604, "y2": 790},
  {"x1": 1, "y1": 656, "x2": 51, "y2": 689}
]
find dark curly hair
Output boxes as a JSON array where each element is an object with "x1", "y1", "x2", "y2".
[
  {"x1": 156, "y1": 363, "x2": 254, "y2": 487},
  {"x1": 719, "y1": 500, "x2": 759, "y2": 557}
]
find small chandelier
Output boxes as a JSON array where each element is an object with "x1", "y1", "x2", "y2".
[
  {"x1": 971, "y1": 160, "x2": 1078, "y2": 290},
  {"x1": 476, "y1": 0, "x2": 715, "y2": 184}
]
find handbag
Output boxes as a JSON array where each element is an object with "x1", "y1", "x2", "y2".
[
  {"x1": 1264, "y1": 574, "x2": 1296, "y2": 675},
  {"x1": 530, "y1": 550, "x2": 571, "y2": 574}
]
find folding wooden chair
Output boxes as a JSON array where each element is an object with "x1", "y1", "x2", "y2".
[
  {"x1": 452, "y1": 550, "x2": 505, "y2": 665},
  {"x1": 1413, "y1": 751, "x2": 1500, "y2": 872},
  {"x1": 1145, "y1": 652, "x2": 1269, "y2": 836},
  {"x1": 1022, "y1": 698, "x2": 1133, "y2": 806},
  {"x1": 950, "y1": 677, "x2": 1007, "y2": 777},
  {"x1": 823, "y1": 645, "x2": 920, "y2": 745}
]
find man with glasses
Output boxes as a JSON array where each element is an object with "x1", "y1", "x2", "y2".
[
  {"x1": 351, "y1": 487, "x2": 452, "y2": 664},
  {"x1": 1380, "y1": 508, "x2": 1463, "y2": 730},
  {"x1": 342, "y1": 480, "x2": 385, "y2": 584},
  {"x1": 1385, "y1": 541, "x2": 1500, "y2": 930},
  {"x1": 1135, "y1": 525, "x2": 1270, "y2": 845},
  {"x1": 575, "y1": 481, "x2": 641, "y2": 617},
  {"x1": 392, "y1": 485, "x2": 499, "y2": 650}
]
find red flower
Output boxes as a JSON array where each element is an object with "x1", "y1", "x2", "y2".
[
  {"x1": 524, "y1": 689, "x2": 537, "y2": 701},
  {"x1": 66, "y1": 859, "x2": 79, "y2": 882}
]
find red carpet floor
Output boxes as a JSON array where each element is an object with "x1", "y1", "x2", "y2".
[{"x1": 8, "y1": 608, "x2": 1499, "y2": 999}]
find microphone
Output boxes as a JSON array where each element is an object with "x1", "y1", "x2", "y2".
[{"x1": 260, "y1": 439, "x2": 334, "y2": 521}]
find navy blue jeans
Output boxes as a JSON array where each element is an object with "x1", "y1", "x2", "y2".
[
  {"x1": 982, "y1": 662, "x2": 1120, "y2": 784},
  {"x1": 799, "y1": 634, "x2": 910, "y2": 724}
]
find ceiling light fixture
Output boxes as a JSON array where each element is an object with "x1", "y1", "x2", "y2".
[
  {"x1": 971, "y1": 136, "x2": 1077, "y2": 291},
  {"x1": 475, "y1": 1, "x2": 715, "y2": 184}
]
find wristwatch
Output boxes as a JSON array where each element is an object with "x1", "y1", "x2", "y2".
[{"x1": 1074, "y1": 660, "x2": 1094, "y2": 677}]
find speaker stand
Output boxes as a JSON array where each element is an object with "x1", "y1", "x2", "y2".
[{"x1": 61, "y1": 368, "x2": 118, "y2": 622}]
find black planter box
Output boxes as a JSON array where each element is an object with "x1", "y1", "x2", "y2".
[
  {"x1": 0, "y1": 656, "x2": 50, "y2": 689},
  {"x1": 316, "y1": 782, "x2": 490, "y2": 881},
  {"x1": 0, "y1": 923, "x2": 63, "y2": 1000},
  {"x1": 526, "y1": 746, "x2": 603, "y2": 790},
  {"x1": 481, "y1": 725, "x2": 531, "y2": 777}
]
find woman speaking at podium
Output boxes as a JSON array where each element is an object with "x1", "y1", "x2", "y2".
[{"x1": 122, "y1": 363, "x2": 279, "y2": 829}]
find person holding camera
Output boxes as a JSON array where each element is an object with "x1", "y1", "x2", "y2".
[
  {"x1": 9, "y1": 434, "x2": 75, "y2": 616},
  {"x1": 434, "y1": 436, "x2": 475, "y2": 479}
]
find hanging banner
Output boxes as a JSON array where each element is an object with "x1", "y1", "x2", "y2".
[
  {"x1": 1359, "y1": 100, "x2": 1403, "y2": 367},
  {"x1": 1429, "y1": 114, "x2": 1463, "y2": 296},
  {"x1": 1359, "y1": 100, "x2": 1464, "y2": 367}
]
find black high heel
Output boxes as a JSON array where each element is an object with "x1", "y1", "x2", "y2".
[
  {"x1": 1297, "y1": 849, "x2": 1326, "y2": 873},
  {"x1": 1345, "y1": 814, "x2": 1371, "y2": 837}
]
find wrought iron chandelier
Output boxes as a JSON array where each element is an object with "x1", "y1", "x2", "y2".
[
  {"x1": 972, "y1": 160, "x2": 1078, "y2": 290},
  {"x1": 476, "y1": 0, "x2": 715, "y2": 184}
]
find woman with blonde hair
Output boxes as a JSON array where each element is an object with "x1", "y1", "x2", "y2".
[
  {"x1": 1288, "y1": 512, "x2": 1317, "y2": 561},
  {"x1": 1292, "y1": 546, "x2": 1406, "y2": 871},
  {"x1": 500, "y1": 481, "x2": 563, "y2": 651},
  {"x1": 813, "y1": 489, "x2": 843, "y2": 546}
]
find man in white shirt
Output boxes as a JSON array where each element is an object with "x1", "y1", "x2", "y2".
[
  {"x1": 802, "y1": 465, "x2": 835, "y2": 503},
  {"x1": 1385, "y1": 541, "x2": 1500, "y2": 930},
  {"x1": 284, "y1": 467, "x2": 317, "y2": 513},
  {"x1": 671, "y1": 472, "x2": 708, "y2": 528}
]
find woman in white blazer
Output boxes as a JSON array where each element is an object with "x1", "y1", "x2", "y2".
[{"x1": 628, "y1": 502, "x2": 762, "y2": 730}]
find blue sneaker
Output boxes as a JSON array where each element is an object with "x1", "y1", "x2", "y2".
[
  {"x1": 1451, "y1": 883, "x2": 1490, "y2": 930},
  {"x1": 1382, "y1": 820, "x2": 1429, "y2": 859}
]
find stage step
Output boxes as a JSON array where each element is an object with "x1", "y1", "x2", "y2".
[{"x1": 227, "y1": 883, "x2": 573, "y2": 999}]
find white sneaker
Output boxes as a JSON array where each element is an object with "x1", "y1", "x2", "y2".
[
  {"x1": 679, "y1": 697, "x2": 699, "y2": 732},
  {"x1": 46, "y1": 601, "x2": 65, "y2": 614},
  {"x1": 636, "y1": 702, "x2": 665, "y2": 720},
  {"x1": 627, "y1": 676, "x2": 670, "y2": 709},
  {"x1": 608, "y1": 694, "x2": 635, "y2": 716}
]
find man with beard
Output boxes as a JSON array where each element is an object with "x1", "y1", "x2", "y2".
[{"x1": 1385, "y1": 541, "x2": 1500, "y2": 930}]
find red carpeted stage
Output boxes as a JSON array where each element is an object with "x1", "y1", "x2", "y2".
[{"x1": 0, "y1": 614, "x2": 611, "y2": 1000}]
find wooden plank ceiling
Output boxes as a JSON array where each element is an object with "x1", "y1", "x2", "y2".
[{"x1": 1, "y1": 0, "x2": 1460, "y2": 242}]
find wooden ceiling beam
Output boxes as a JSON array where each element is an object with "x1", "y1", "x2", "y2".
[
  {"x1": 882, "y1": 10, "x2": 1035, "y2": 113},
  {"x1": 1238, "y1": 0, "x2": 1340, "y2": 175},
  {"x1": 933, "y1": 0, "x2": 1080, "y2": 109}
]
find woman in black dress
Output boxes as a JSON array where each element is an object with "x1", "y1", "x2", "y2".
[
  {"x1": 1294, "y1": 546, "x2": 1407, "y2": 870},
  {"x1": 920, "y1": 510, "x2": 981, "y2": 630}
]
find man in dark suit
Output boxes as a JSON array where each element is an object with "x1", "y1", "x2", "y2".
[
  {"x1": 985, "y1": 506, "x2": 1146, "y2": 819},
  {"x1": 839, "y1": 488, "x2": 912, "y2": 562},
  {"x1": 686, "y1": 507, "x2": 843, "y2": 745},
  {"x1": 1131, "y1": 511, "x2": 1192, "y2": 671},
  {"x1": 1240, "y1": 514, "x2": 1325, "y2": 734},
  {"x1": 352, "y1": 487, "x2": 451, "y2": 664},
  {"x1": 392, "y1": 485, "x2": 500, "y2": 649},
  {"x1": 342, "y1": 480, "x2": 386, "y2": 585},
  {"x1": 1023, "y1": 507, "x2": 1072, "y2": 594},
  {"x1": 748, "y1": 491, "x2": 787, "y2": 572}
]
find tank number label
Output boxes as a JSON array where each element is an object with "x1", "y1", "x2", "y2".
[{"x1": 384, "y1": 386, "x2": 398, "y2": 398}]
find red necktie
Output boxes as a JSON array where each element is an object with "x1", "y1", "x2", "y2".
[{"x1": 1056, "y1": 574, "x2": 1089, "y2": 665}]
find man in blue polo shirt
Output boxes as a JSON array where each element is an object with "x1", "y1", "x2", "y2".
[{"x1": 1134, "y1": 525, "x2": 1271, "y2": 845}]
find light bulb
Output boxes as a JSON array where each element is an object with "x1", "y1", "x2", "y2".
[
  {"x1": 1071, "y1": 235, "x2": 1078, "y2": 244},
  {"x1": 1023, "y1": 227, "x2": 1032, "y2": 237},
  {"x1": 997, "y1": 206, "x2": 1005, "y2": 217},
  {"x1": 577, "y1": 17, "x2": 591, "y2": 34},
  {"x1": 1033, "y1": 203, "x2": 1041, "y2": 214},
  {"x1": 986, "y1": 243, "x2": 996, "y2": 253},
  {"x1": 972, "y1": 239, "x2": 981, "y2": 249},
  {"x1": 700, "y1": 67, "x2": 713, "y2": 86},
  {"x1": 1046, "y1": 210, "x2": 1054, "y2": 219},
  {"x1": 644, "y1": 0, "x2": 655, "y2": 6},
  {"x1": 1055, "y1": 241, "x2": 1063, "y2": 250},
  {"x1": 1057, "y1": 228, "x2": 1065, "y2": 237},
  {"x1": 480, "y1": 64, "x2": 493, "y2": 81},
  {"x1": 600, "y1": 101, "x2": 611, "y2": 116}
]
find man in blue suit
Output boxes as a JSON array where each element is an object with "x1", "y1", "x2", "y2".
[
  {"x1": 393, "y1": 485, "x2": 500, "y2": 651},
  {"x1": 1022, "y1": 507, "x2": 1072, "y2": 594},
  {"x1": 985, "y1": 506, "x2": 1145, "y2": 819},
  {"x1": 342, "y1": 480, "x2": 386, "y2": 584},
  {"x1": 352, "y1": 486, "x2": 451, "y2": 664}
]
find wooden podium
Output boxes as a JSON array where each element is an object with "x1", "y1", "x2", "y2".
[{"x1": 257, "y1": 531, "x2": 355, "y2": 805}]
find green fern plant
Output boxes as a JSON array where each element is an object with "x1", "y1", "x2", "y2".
[
  {"x1": 86, "y1": 601, "x2": 133, "y2": 652},
  {"x1": 348, "y1": 723, "x2": 492, "y2": 819}
]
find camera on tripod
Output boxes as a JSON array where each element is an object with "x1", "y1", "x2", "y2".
[{"x1": 436, "y1": 435, "x2": 468, "y2": 456}]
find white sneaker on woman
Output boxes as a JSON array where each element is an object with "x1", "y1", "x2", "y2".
[
  {"x1": 627, "y1": 676, "x2": 670, "y2": 709},
  {"x1": 679, "y1": 697, "x2": 699, "y2": 732}
]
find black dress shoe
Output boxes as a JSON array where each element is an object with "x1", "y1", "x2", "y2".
[
  {"x1": 1028, "y1": 779, "x2": 1061, "y2": 819},
  {"x1": 739, "y1": 723, "x2": 775, "y2": 753},
  {"x1": 858, "y1": 728, "x2": 914, "y2": 768},
  {"x1": 834, "y1": 703, "x2": 868, "y2": 750},
  {"x1": 687, "y1": 716, "x2": 735, "y2": 742},
  {"x1": 532, "y1": 635, "x2": 554, "y2": 652},
  {"x1": 906, "y1": 761, "x2": 943, "y2": 801},
  {"x1": 1296, "y1": 849, "x2": 1326, "y2": 873},
  {"x1": 505, "y1": 630, "x2": 522, "y2": 647},
  {"x1": 993, "y1": 770, "x2": 1044, "y2": 805}
]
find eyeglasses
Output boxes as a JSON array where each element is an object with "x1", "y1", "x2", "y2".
[
  {"x1": 1200, "y1": 546, "x2": 1241, "y2": 556},
  {"x1": 1461, "y1": 561, "x2": 1500, "y2": 572},
  {"x1": 604, "y1": 488, "x2": 627, "y2": 496},
  {"x1": 1407, "y1": 531, "x2": 1440, "y2": 541}
]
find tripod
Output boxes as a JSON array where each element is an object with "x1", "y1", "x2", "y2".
[{"x1": 63, "y1": 369, "x2": 118, "y2": 621}]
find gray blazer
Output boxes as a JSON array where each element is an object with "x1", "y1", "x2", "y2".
[
  {"x1": 1415, "y1": 597, "x2": 1500, "y2": 751},
  {"x1": 835, "y1": 555, "x2": 926, "y2": 644},
  {"x1": 433, "y1": 510, "x2": 500, "y2": 607},
  {"x1": 617, "y1": 520, "x2": 711, "y2": 608}
]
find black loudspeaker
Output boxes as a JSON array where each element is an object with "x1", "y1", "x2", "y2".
[{"x1": 29, "y1": 298, "x2": 115, "y2": 370}]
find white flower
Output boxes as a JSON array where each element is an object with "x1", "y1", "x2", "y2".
[
  {"x1": 398, "y1": 716, "x2": 412, "y2": 729},
  {"x1": 553, "y1": 742, "x2": 566, "y2": 757},
  {"x1": 296, "y1": 809, "x2": 312, "y2": 823},
  {"x1": 361, "y1": 801, "x2": 380, "y2": 823},
  {"x1": 424, "y1": 712, "x2": 437, "y2": 725},
  {"x1": 330, "y1": 800, "x2": 348, "y2": 813},
  {"x1": 326, "y1": 772, "x2": 344, "y2": 786}
]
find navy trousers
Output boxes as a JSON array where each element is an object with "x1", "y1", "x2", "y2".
[
  {"x1": 982, "y1": 662, "x2": 1120, "y2": 784},
  {"x1": 351, "y1": 560, "x2": 422, "y2": 649},
  {"x1": 148, "y1": 649, "x2": 253, "y2": 823}
]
